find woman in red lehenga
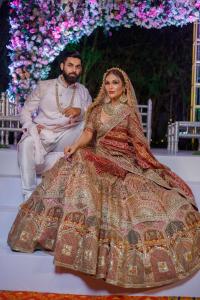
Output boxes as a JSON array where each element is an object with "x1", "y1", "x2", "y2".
[{"x1": 8, "y1": 68, "x2": 200, "y2": 288}]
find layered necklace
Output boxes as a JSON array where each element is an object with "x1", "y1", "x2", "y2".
[
  {"x1": 102, "y1": 101, "x2": 126, "y2": 116},
  {"x1": 56, "y1": 81, "x2": 76, "y2": 115}
]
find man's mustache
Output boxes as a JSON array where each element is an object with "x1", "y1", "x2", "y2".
[{"x1": 68, "y1": 73, "x2": 77, "y2": 77}]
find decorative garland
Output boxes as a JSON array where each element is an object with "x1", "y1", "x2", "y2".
[{"x1": 8, "y1": 0, "x2": 200, "y2": 102}]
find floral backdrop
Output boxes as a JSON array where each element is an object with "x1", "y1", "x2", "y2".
[{"x1": 8, "y1": 0, "x2": 200, "y2": 102}]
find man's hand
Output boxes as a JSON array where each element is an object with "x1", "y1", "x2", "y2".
[
  {"x1": 63, "y1": 107, "x2": 81, "y2": 118},
  {"x1": 37, "y1": 124, "x2": 45, "y2": 133}
]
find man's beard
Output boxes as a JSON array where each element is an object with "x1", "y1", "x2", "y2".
[{"x1": 62, "y1": 71, "x2": 80, "y2": 85}]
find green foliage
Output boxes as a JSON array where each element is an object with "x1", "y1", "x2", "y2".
[
  {"x1": 0, "y1": 144, "x2": 9, "y2": 149},
  {"x1": 80, "y1": 30, "x2": 103, "y2": 85},
  {"x1": 192, "y1": 151, "x2": 200, "y2": 155},
  {"x1": 48, "y1": 24, "x2": 193, "y2": 146}
]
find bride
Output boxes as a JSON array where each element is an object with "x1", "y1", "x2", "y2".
[{"x1": 8, "y1": 68, "x2": 200, "y2": 289}]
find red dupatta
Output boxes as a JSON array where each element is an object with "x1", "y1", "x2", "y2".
[{"x1": 85, "y1": 68, "x2": 195, "y2": 203}]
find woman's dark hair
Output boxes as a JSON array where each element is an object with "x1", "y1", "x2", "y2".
[
  {"x1": 105, "y1": 69, "x2": 125, "y2": 86},
  {"x1": 60, "y1": 50, "x2": 82, "y2": 64}
]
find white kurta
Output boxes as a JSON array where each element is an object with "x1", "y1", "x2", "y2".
[{"x1": 18, "y1": 75, "x2": 92, "y2": 199}]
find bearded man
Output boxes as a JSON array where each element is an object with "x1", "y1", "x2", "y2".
[{"x1": 18, "y1": 51, "x2": 92, "y2": 200}]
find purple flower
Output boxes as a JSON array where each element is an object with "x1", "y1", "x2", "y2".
[{"x1": 8, "y1": 0, "x2": 200, "y2": 101}]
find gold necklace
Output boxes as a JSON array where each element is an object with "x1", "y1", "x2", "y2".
[
  {"x1": 103, "y1": 102, "x2": 125, "y2": 116},
  {"x1": 56, "y1": 82, "x2": 76, "y2": 115}
]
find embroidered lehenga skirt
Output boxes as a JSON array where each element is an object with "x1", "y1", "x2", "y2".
[{"x1": 8, "y1": 106, "x2": 200, "y2": 288}]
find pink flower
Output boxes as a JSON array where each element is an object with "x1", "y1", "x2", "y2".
[
  {"x1": 55, "y1": 26, "x2": 61, "y2": 33},
  {"x1": 30, "y1": 28, "x2": 37, "y2": 34},
  {"x1": 115, "y1": 14, "x2": 122, "y2": 21},
  {"x1": 62, "y1": 21, "x2": 69, "y2": 29},
  {"x1": 148, "y1": 7, "x2": 158, "y2": 18},
  {"x1": 52, "y1": 31, "x2": 61, "y2": 41},
  {"x1": 188, "y1": 15, "x2": 198, "y2": 22},
  {"x1": 119, "y1": 4, "x2": 126, "y2": 15},
  {"x1": 12, "y1": 0, "x2": 20, "y2": 7}
]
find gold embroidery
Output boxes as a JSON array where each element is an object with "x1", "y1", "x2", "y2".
[
  {"x1": 184, "y1": 251, "x2": 192, "y2": 262},
  {"x1": 20, "y1": 231, "x2": 30, "y2": 242},
  {"x1": 128, "y1": 265, "x2": 138, "y2": 276},
  {"x1": 84, "y1": 250, "x2": 92, "y2": 260},
  {"x1": 62, "y1": 245, "x2": 72, "y2": 256},
  {"x1": 45, "y1": 239, "x2": 54, "y2": 248},
  {"x1": 109, "y1": 260, "x2": 114, "y2": 270},
  {"x1": 158, "y1": 261, "x2": 169, "y2": 273},
  {"x1": 98, "y1": 256, "x2": 105, "y2": 267}
]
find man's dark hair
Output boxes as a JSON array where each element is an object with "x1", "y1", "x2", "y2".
[{"x1": 60, "y1": 50, "x2": 82, "y2": 64}]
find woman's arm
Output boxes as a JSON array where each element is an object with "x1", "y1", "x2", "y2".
[{"x1": 64, "y1": 128, "x2": 93, "y2": 157}]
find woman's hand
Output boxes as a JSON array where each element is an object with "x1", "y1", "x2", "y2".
[
  {"x1": 64, "y1": 144, "x2": 78, "y2": 158},
  {"x1": 64, "y1": 129, "x2": 93, "y2": 159}
]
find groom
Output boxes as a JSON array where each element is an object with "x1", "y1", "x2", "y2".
[{"x1": 18, "y1": 51, "x2": 92, "y2": 200}]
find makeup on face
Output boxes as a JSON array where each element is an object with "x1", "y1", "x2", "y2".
[{"x1": 104, "y1": 73, "x2": 124, "y2": 101}]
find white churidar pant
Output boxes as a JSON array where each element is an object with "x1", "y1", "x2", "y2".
[{"x1": 18, "y1": 122, "x2": 83, "y2": 200}]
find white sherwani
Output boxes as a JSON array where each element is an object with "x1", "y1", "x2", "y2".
[{"x1": 18, "y1": 75, "x2": 92, "y2": 200}]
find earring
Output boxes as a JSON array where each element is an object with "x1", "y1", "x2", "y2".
[{"x1": 119, "y1": 93, "x2": 127, "y2": 103}]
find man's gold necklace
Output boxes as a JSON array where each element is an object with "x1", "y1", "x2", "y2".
[{"x1": 56, "y1": 82, "x2": 76, "y2": 115}]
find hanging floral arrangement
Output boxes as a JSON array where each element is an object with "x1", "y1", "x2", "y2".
[{"x1": 8, "y1": 0, "x2": 200, "y2": 101}]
